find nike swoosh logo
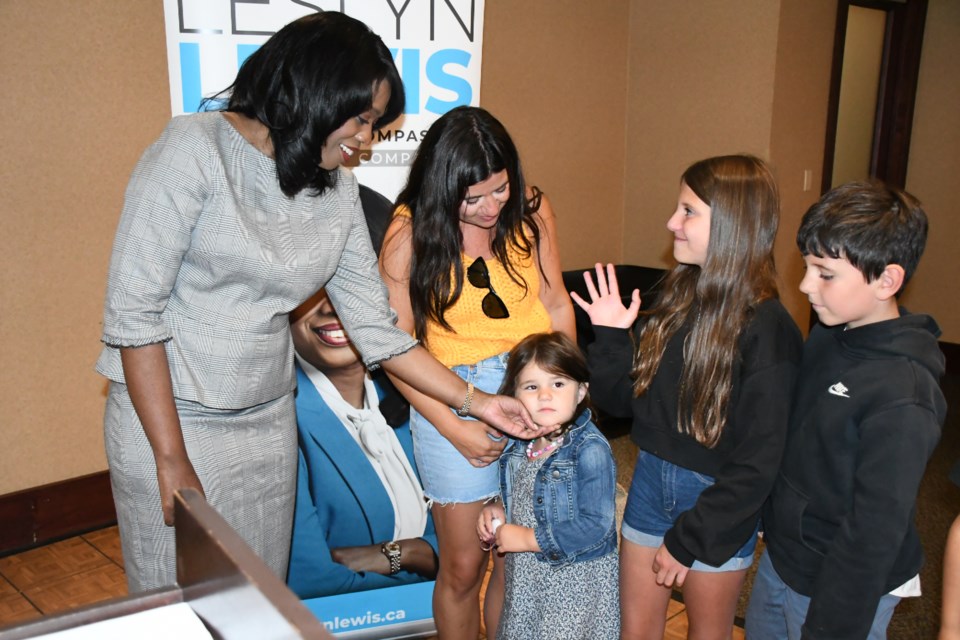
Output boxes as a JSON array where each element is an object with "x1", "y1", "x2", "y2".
[{"x1": 828, "y1": 382, "x2": 850, "y2": 398}]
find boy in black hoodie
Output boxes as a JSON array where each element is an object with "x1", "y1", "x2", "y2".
[{"x1": 745, "y1": 182, "x2": 947, "y2": 639}]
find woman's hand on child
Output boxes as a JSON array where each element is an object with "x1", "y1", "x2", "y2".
[
  {"x1": 447, "y1": 417, "x2": 508, "y2": 467},
  {"x1": 478, "y1": 503, "x2": 506, "y2": 550},
  {"x1": 472, "y1": 391, "x2": 543, "y2": 440},
  {"x1": 570, "y1": 263, "x2": 641, "y2": 329},
  {"x1": 652, "y1": 544, "x2": 689, "y2": 588}
]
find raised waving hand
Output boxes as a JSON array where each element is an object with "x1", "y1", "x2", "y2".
[{"x1": 569, "y1": 263, "x2": 641, "y2": 329}]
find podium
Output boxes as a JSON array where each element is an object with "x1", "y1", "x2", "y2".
[{"x1": 0, "y1": 489, "x2": 332, "y2": 639}]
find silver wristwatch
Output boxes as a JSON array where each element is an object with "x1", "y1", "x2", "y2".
[{"x1": 381, "y1": 541, "x2": 402, "y2": 574}]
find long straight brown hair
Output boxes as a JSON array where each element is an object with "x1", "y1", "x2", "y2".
[{"x1": 632, "y1": 155, "x2": 780, "y2": 447}]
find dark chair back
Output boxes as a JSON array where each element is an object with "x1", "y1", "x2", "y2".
[
  {"x1": 359, "y1": 184, "x2": 395, "y2": 256},
  {"x1": 562, "y1": 265, "x2": 667, "y2": 353},
  {"x1": 562, "y1": 264, "x2": 667, "y2": 438},
  {"x1": 357, "y1": 184, "x2": 410, "y2": 419}
]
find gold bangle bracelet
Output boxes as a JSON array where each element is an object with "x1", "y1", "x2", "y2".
[{"x1": 456, "y1": 382, "x2": 475, "y2": 417}]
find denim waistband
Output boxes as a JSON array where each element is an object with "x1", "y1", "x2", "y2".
[{"x1": 451, "y1": 351, "x2": 510, "y2": 374}]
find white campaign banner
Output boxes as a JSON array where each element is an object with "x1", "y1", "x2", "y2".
[{"x1": 162, "y1": 0, "x2": 485, "y2": 199}]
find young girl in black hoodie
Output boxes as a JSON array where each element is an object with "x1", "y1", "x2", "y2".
[{"x1": 572, "y1": 155, "x2": 803, "y2": 639}]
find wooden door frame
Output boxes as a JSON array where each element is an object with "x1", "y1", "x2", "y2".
[{"x1": 821, "y1": 0, "x2": 928, "y2": 191}]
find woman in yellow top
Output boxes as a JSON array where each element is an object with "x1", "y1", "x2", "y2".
[{"x1": 380, "y1": 106, "x2": 574, "y2": 638}]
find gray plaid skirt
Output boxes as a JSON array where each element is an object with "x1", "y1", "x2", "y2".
[{"x1": 104, "y1": 382, "x2": 297, "y2": 592}]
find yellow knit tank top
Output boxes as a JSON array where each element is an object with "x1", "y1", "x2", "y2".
[{"x1": 396, "y1": 207, "x2": 552, "y2": 367}]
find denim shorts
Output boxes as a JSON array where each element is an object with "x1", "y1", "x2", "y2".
[
  {"x1": 621, "y1": 450, "x2": 757, "y2": 572},
  {"x1": 411, "y1": 352, "x2": 508, "y2": 504}
]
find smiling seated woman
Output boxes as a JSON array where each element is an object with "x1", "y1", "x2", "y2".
[{"x1": 286, "y1": 289, "x2": 438, "y2": 598}]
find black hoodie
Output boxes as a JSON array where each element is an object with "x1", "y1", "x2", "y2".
[
  {"x1": 589, "y1": 298, "x2": 803, "y2": 567},
  {"x1": 763, "y1": 311, "x2": 946, "y2": 640}
]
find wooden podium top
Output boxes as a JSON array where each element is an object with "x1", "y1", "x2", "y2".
[{"x1": 0, "y1": 489, "x2": 333, "y2": 639}]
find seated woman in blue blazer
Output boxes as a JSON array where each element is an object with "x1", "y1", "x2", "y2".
[{"x1": 287, "y1": 288, "x2": 439, "y2": 598}]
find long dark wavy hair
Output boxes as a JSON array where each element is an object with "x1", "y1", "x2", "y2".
[
  {"x1": 202, "y1": 12, "x2": 404, "y2": 198},
  {"x1": 632, "y1": 155, "x2": 780, "y2": 448},
  {"x1": 392, "y1": 106, "x2": 544, "y2": 343}
]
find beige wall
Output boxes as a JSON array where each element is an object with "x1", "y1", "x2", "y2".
[
  {"x1": 903, "y1": 0, "x2": 960, "y2": 342},
  {"x1": 624, "y1": 0, "x2": 837, "y2": 325},
  {"x1": 624, "y1": 0, "x2": 780, "y2": 271},
  {"x1": 0, "y1": 1, "x2": 956, "y2": 495},
  {"x1": 1, "y1": 1, "x2": 171, "y2": 494},
  {"x1": 769, "y1": 0, "x2": 839, "y2": 328},
  {"x1": 482, "y1": 1, "x2": 630, "y2": 270}
]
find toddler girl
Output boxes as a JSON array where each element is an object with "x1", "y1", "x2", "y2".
[{"x1": 478, "y1": 332, "x2": 619, "y2": 640}]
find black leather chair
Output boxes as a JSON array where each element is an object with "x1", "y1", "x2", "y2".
[
  {"x1": 562, "y1": 264, "x2": 666, "y2": 437},
  {"x1": 562, "y1": 265, "x2": 666, "y2": 353},
  {"x1": 358, "y1": 184, "x2": 411, "y2": 419}
]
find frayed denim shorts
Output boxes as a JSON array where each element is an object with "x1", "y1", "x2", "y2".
[
  {"x1": 621, "y1": 450, "x2": 758, "y2": 572},
  {"x1": 411, "y1": 352, "x2": 508, "y2": 505}
]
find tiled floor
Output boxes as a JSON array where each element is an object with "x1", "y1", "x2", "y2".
[
  {"x1": 0, "y1": 525, "x2": 742, "y2": 638},
  {"x1": 0, "y1": 526, "x2": 127, "y2": 627}
]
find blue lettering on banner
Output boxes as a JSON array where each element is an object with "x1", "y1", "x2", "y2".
[
  {"x1": 393, "y1": 48, "x2": 472, "y2": 115},
  {"x1": 178, "y1": 43, "x2": 472, "y2": 114},
  {"x1": 394, "y1": 47, "x2": 421, "y2": 115},
  {"x1": 179, "y1": 43, "x2": 202, "y2": 113},
  {"x1": 303, "y1": 581, "x2": 435, "y2": 636},
  {"x1": 425, "y1": 48, "x2": 472, "y2": 113},
  {"x1": 178, "y1": 43, "x2": 257, "y2": 112},
  {"x1": 237, "y1": 43, "x2": 258, "y2": 69}
]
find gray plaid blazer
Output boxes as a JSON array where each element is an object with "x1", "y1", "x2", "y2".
[{"x1": 97, "y1": 113, "x2": 414, "y2": 409}]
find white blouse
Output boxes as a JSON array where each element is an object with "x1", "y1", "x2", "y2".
[{"x1": 296, "y1": 354, "x2": 427, "y2": 541}]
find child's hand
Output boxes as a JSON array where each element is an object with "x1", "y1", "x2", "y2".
[
  {"x1": 652, "y1": 544, "x2": 689, "y2": 588},
  {"x1": 478, "y1": 503, "x2": 506, "y2": 550},
  {"x1": 570, "y1": 263, "x2": 641, "y2": 329},
  {"x1": 495, "y1": 523, "x2": 540, "y2": 553}
]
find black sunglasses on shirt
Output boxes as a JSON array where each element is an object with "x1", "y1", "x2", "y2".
[{"x1": 466, "y1": 256, "x2": 509, "y2": 319}]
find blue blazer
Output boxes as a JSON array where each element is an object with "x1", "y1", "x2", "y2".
[{"x1": 287, "y1": 364, "x2": 438, "y2": 598}]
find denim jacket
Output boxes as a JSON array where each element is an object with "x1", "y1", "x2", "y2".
[{"x1": 498, "y1": 410, "x2": 618, "y2": 567}]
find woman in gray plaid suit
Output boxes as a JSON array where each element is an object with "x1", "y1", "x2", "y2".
[{"x1": 96, "y1": 12, "x2": 539, "y2": 593}]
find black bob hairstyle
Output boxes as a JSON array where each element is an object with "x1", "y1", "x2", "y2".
[{"x1": 203, "y1": 11, "x2": 405, "y2": 197}]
